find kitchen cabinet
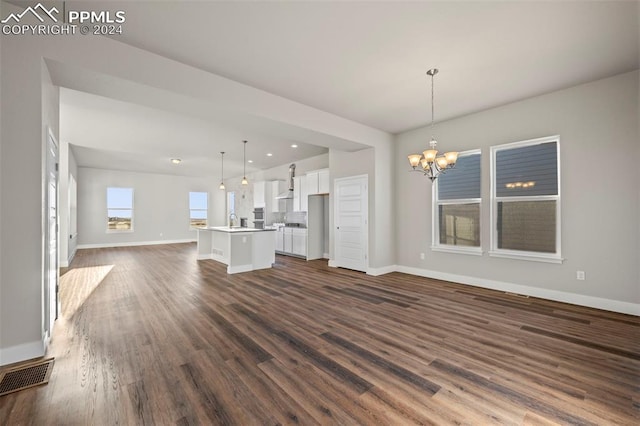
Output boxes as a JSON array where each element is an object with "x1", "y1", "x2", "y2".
[
  {"x1": 253, "y1": 181, "x2": 266, "y2": 208},
  {"x1": 292, "y1": 228, "x2": 307, "y2": 257},
  {"x1": 283, "y1": 227, "x2": 293, "y2": 253},
  {"x1": 301, "y1": 178, "x2": 308, "y2": 212},
  {"x1": 271, "y1": 180, "x2": 287, "y2": 213},
  {"x1": 275, "y1": 227, "x2": 284, "y2": 252},
  {"x1": 306, "y1": 171, "x2": 319, "y2": 195},
  {"x1": 278, "y1": 227, "x2": 306, "y2": 258},
  {"x1": 293, "y1": 175, "x2": 307, "y2": 212},
  {"x1": 293, "y1": 177, "x2": 300, "y2": 211},
  {"x1": 305, "y1": 168, "x2": 330, "y2": 196}
]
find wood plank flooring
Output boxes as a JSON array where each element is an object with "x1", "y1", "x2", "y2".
[{"x1": 1, "y1": 243, "x2": 638, "y2": 425}]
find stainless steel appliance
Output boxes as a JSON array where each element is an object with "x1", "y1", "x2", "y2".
[{"x1": 253, "y1": 208, "x2": 264, "y2": 229}]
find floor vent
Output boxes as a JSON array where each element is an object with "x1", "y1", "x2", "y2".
[{"x1": 0, "y1": 358, "x2": 54, "y2": 397}]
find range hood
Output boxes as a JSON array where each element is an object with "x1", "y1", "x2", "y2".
[{"x1": 275, "y1": 163, "x2": 295, "y2": 199}]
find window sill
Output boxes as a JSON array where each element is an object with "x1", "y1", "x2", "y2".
[
  {"x1": 431, "y1": 245, "x2": 483, "y2": 256},
  {"x1": 489, "y1": 250, "x2": 564, "y2": 264},
  {"x1": 106, "y1": 229, "x2": 134, "y2": 233}
]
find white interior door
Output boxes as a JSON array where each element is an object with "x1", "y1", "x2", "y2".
[
  {"x1": 45, "y1": 131, "x2": 59, "y2": 340},
  {"x1": 334, "y1": 175, "x2": 368, "y2": 272}
]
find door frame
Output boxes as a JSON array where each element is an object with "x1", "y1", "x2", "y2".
[
  {"x1": 43, "y1": 127, "x2": 59, "y2": 346},
  {"x1": 331, "y1": 174, "x2": 369, "y2": 273}
]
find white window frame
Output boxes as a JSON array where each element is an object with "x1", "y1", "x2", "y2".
[
  {"x1": 489, "y1": 135, "x2": 563, "y2": 263},
  {"x1": 432, "y1": 149, "x2": 482, "y2": 256},
  {"x1": 189, "y1": 191, "x2": 209, "y2": 229},
  {"x1": 106, "y1": 187, "x2": 134, "y2": 233}
]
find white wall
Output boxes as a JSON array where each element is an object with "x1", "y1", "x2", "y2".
[
  {"x1": 77, "y1": 168, "x2": 225, "y2": 247},
  {"x1": 329, "y1": 147, "x2": 374, "y2": 260},
  {"x1": 0, "y1": 37, "x2": 59, "y2": 364},
  {"x1": 395, "y1": 70, "x2": 640, "y2": 314},
  {"x1": 371, "y1": 141, "x2": 395, "y2": 271},
  {"x1": 328, "y1": 147, "x2": 396, "y2": 272}
]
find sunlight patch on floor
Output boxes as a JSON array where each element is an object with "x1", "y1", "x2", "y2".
[{"x1": 59, "y1": 265, "x2": 114, "y2": 318}]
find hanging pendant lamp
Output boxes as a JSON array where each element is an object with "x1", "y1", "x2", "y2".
[
  {"x1": 219, "y1": 151, "x2": 225, "y2": 190},
  {"x1": 241, "y1": 140, "x2": 248, "y2": 185}
]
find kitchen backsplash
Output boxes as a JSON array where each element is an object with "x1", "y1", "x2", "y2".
[
  {"x1": 285, "y1": 211, "x2": 307, "y2": 225},
  {"x1": 271, "y1": 212, "x2": 286, "y2": 224}
]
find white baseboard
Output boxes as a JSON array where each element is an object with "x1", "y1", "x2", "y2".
[
  {"x1": 328, "y1": 260, "x2": 338, "y2": 268},
  {"x1": 367, "y1": 264, "x2": 398, "y2": 276},
  {"x1": 0, "y1": 339, "x2": 45, "y2": 366},
  {"x1": 60, "y1": 248, "x2": 76, "y2": 268},
  {"x1": 77, "y1": 239, "x2": 195, "y2": 249},
  {"x1": 228, "y1": 264, "x2": 254, "y2": 274},
  {"x1": 396, "y1": 265, "x2": 640, "y2": 316}
]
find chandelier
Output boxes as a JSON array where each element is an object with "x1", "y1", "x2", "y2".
[{"x1": 408, "y1": 69, "x2": 458, "y2": 181}]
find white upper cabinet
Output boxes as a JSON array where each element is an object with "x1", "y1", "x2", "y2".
[
  {"x1": 301, "y1": 176, "x2": 308, "y2": 212},
  {"x1": 271, "y1": 180, "x2": 287, "y2": 213},
  {"x1": 306, "y1": 171, "x2": 319, "y2": 195},
  {"x1": 293, "y1": 175, "x2": 307, "y2": 212},
  {"x1": 253, "y1": 181, "x2": 266, "y2": 208},
  {"x1": 305, "y1": 168, "x2": 330, "y2": 196}
]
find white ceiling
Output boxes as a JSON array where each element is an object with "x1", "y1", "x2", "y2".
[
  {"x1": 53, "y1": 0, "x2": 638, "y2": 177},
  {"x1": 60, "y1": 88, "x2": 328, "y2": 178}
]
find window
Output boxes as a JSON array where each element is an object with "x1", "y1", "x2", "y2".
[
  {"x1": 227, "y1": 191, "x2": 235, "y2": 217},
  {"x1": 490, "y1": 136, "x2": 561, "y2": 263},
  {"x1": 189, "y1": 192, "x2": 208, "y2": 228},
  {"x1": 433, "y1": 150, "x2": 481, "y2": 254},
  {"x1": 107, "y1": 187, "x2": 133, "y2": 231}
]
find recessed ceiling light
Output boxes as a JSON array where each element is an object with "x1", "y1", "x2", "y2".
[
  {"x1": 267, "y1": 153, "x2": 273, "y2": 157},
  {"x1": 291, "y1": 144, "x2": 298, "y2": 148},
  {"x1": 248, "y1": 160, "x2": 253, "y2": 163},
  {"x1": 171, "y1": 158, "x2": 181, "y2": 164}
]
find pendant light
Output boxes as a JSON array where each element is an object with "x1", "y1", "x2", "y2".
[
  {"x1": 219, "y1": 151, "x2": 225, "y2": 190},
  {"x1": 241, "y1": 140, "x2": 248, "y2": 185},
  {"x1": 407, "y1": 68, "x2": 458, "y2": 182}
]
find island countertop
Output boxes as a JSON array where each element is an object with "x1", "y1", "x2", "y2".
[{"x1": 199, "y1": 226, "x2": 276, "y2": 233}]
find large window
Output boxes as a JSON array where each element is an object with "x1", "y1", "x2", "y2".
[
  {"x1": 433, "y1": 150, "x2": 481, "y2": 254},
  {"x1": 189, "y1": 192, "x2": 208, "y2": 228},
  {"x1": 107, "y1": 187, "x2": 134, "y2": 231},
  {"x1": 490, "y1": 136, "x2": 561, "y2": 262}
]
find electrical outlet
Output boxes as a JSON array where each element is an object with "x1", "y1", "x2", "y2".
[
  {"x1": 576, "y1": 270, "x2": 586, "y2": 280},
  {"x1": 420, "y1": 252, "x2": 425, "y2": 260}
]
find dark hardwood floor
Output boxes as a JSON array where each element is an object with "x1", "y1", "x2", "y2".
[{"x1": 1, "y1": 243, "x2": 638, "y2": 425}]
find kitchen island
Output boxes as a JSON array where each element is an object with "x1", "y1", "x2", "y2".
[{"x1": 197, "y1": 226, "x2": 276, "y2": 274}]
